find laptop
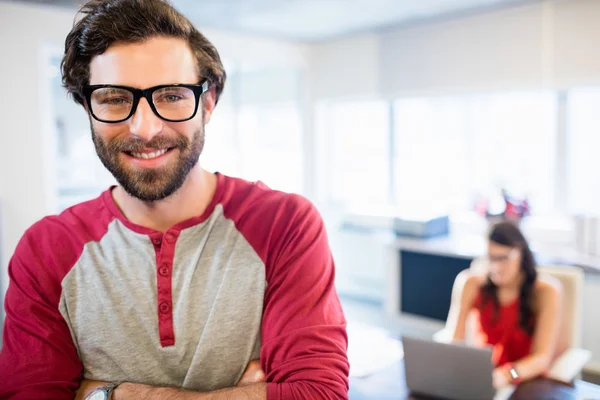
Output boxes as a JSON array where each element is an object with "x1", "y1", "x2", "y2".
[{"x1": 402, "y1": 336, "x2": 516, "y2": 400}]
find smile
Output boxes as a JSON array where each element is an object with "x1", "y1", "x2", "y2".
[{"x1": 128, "y1": 148, "x2": 171, "y2": 160}]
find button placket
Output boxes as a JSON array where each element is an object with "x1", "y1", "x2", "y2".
[{"x1": 153, "y1": 231, "x2": 176, "y2": 347}]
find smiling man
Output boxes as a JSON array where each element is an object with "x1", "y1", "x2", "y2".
[{"x1": 0, "y1": 0, "x2": 349, "y2": 399}]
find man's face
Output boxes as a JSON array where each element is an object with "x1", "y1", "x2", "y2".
[{"x1": 88, "y1": 37, "x2": 216, "y2": 201}]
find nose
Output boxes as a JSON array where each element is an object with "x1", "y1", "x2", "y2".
[{"x1": 129, "y1": 98, "x2": 164, "y2": 141}]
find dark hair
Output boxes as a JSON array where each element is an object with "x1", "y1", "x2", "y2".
[
  {"x1": 61, "y1": 0, "x2": 226, "y2": 106},
  {"x1": 481, "y1": 221, "x2": 538, "y2": 335}
]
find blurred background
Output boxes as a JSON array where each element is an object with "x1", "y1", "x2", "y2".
[{"x1": 2, "y1": 0, "x2": 600, "y2": 389}]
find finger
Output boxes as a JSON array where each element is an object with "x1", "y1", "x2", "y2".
[
  {"x1": 239, "y1": 367, "x2": 265, "y2": 386},
  {"x1": 248, "y1": 360, "x2": 261, "y2": 369},
  {"x1": 253, "y1": 368, "x2": 265, "y2": 382},
  {"x1": 236, "y1": 359, "x2": 264, "y2": 386},
  {"x1": 237, "y1": 375, "x2": 252, "y2": 387}
]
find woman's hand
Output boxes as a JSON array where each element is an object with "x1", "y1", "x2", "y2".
[{"x1": 492, "y1": 367, "x2": 511, "y2": 389}]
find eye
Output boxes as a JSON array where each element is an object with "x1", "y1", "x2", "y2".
[
  {"x1": 153, "y1": 87, "x2": 194, "y2": 104},
  {"x1": 103, "y1": 97, "x2": 129, "y2": 105},
  {"x1": 92, "y1": 88, "x2": 133, "y2": 106},
  {"x1": 163, "y1": 94, "x2": 182, "y2": 102}
]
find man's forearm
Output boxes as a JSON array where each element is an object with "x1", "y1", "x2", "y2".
[
  {"x1": 77, "y1": 380, "x2": 267, "y2": 400},
  {"x1": 115, "y1": 381, "x2": 267, "y2": 400}
]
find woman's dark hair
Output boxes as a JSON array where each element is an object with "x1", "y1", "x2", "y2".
[
  {"x1": 481, "y1": 221, "x2": 538, "y2": 335},
  {"x1": 61, "y1": 0, "x2": 226, "y2": 106}
]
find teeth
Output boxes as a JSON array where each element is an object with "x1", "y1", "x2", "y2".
[{"x1": 131, "y1": 149, "x2": 168, "y2": 160}]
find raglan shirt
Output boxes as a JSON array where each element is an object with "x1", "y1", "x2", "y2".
[{"x1": 0, "y1": 173, "x2": 349, "y2": 399}]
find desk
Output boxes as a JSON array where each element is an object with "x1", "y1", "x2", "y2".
[{"x1": 349, "y1": 360, "x2": 600, "y2": 400}]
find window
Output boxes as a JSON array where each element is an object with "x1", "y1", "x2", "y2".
[
  {"x1": 394, "y1": 97, "x2": 470, "y2": 215},
  {"x1": 326, "y1": 101, "x2": 391, "y2": 207},
  {"x1": 237, "y1": 103, "x2": 304, "y2": 194},
  {"x1": 393, "y1": 92, "x2": 557, "y2": 216},
  {"x1": 201, "y1": 71, "x2": 238, "y2": 178},
  {"x1": 567, "y1": 88, "x2": 600, "y2": 214},
  {"x1": 315, "y1": 100, "x2": 392, "y2": 304},
  {"x1": 216, "y1": 67, "x2": 306, "y2": 194},
  {"x1": 468, "y1": 92, "x2": 557, "y2": 215}
]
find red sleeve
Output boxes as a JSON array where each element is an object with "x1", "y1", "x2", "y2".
[
  {"x1": 0, "y1": 222, "x2": 84, "y2": 398},
  {"x1": 258, "y1": 194, "x2": 349, "y2": 400}
]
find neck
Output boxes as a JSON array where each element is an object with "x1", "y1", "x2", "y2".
[{"x1": 112, "y1": 165, "x2": 218, "y2": 232}]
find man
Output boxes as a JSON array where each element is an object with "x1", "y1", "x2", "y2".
[{"x1": 0, "y1": 0, "x2": 349, "y2": 398}]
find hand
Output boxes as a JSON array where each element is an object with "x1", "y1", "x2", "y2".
[
  {"x1": 492, "y1": 367, "x2": 511, "y2": 389},
  {"x1": 236, "y1": 359, "x2": 265, "y2": 387}
]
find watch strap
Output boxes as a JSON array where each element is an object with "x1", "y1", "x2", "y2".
[
  {"x1": 502, "y1": 363, "x2": 522, "y2": 384},
  {"x1": 105, "y1": 381, "x2": 122, "y2": 399}
]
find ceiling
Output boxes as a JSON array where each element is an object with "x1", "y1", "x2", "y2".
[{"x1": 6, "y1": 0, "x2": 543, "y2": 42}]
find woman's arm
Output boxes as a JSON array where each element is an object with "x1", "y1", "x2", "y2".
[
  {"x1": 497, "y1": 278, "x2": 563, "y2": 385},
  {"x1": 445, "y1": 271, "x2": 481, "y2": 342}
]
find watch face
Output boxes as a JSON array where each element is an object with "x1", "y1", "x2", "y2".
[{"x1": 87, "y1": 390, "x2": 107, "y2": 400}]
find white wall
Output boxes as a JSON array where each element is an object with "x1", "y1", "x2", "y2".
[
  {"x1": 309, "y1": 34, "x2": 381, "y2": 100},
  {"x1": 553, "y1": 0, "x2": 600, "y2": 88},
  {"x1": 379, "y1": 3, "x2": 548, "y2": 95},
  {"x1": 309, "y1": 0, "x2": 600, "y2": 100},
  {"x1": 203, "y1": 28, "x2": 309, "y2": 72},
  {"x1": 0, "y1": 2, "x2": 308, "y2": 318}
]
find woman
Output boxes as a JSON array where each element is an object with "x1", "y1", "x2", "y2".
[{"x1": 445, "y1": 221, "x2": 563, "y2": 389}]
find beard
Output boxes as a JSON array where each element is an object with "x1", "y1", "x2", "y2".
[{"x1": 92, "y1": 119, "x2": 205, "y2": 202}]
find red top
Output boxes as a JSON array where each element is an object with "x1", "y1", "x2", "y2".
[{"x1": 474, "y1": 292, "x2": 534, "y2": 367}]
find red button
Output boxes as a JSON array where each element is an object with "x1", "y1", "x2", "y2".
[
  {"x1": 159, "y1": 265, "x2": 170, "y2": 277},
  {"x1": 152, "y1": 237, "x2": 162, "y2": 246},
  {"x1": 159, "y1": 302, "x2": 171, "y2": 314},
  {"x1": 165, "y1": 232, "x2": 177, "y2": 243}
]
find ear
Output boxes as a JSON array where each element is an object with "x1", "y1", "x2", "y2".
[{"x1": 201, "y1": 86, "x2": 217, "y2": 124}]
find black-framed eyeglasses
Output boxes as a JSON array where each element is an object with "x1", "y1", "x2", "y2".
[{"x1": 82, "y1": 80, "x2": 210, "y2": 123}]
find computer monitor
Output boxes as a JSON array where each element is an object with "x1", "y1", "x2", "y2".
[{"x1": 385, "y1": 247, "x2": 473, "y2": 337}]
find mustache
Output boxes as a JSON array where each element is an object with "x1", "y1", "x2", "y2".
[{"x1": 106, "y1": 135, "x2": 189, "y2": 153}]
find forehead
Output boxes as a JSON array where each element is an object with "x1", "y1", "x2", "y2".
[
  {"x1": 488, "y1": 241, "x2": 514, "y2": 254},
  {"x1": 88, "y1": 36, "x2": 198, "y2": 87}
]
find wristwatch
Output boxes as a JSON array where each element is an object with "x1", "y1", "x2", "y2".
[
  {"x1": 85, "y1": 381, "x2": 121, "y2": 400},
  {"x1": 508, "y1": 366, "x2": 521, "y2": 383}
]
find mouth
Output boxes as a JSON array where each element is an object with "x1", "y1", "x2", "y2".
[
  {"x1": 125, "y1": 147, "x2": 175, "y2": 160},
  {"x1": 490, "y1": 271, "x2": 504, "y2": 281}
]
